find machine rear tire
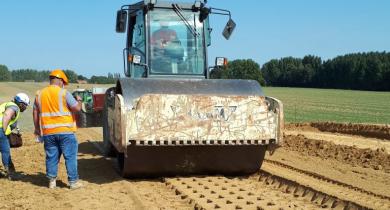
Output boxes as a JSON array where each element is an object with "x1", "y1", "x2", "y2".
[
  {"x1": 77, "y1": 112, "x2": 88, "y2": 128},
  {"x1": 102, "y1": 90, "x2": 116, "y2": 157},
  {"x1": 103, "y1": 135, "x2": 116, "y2": 157}
]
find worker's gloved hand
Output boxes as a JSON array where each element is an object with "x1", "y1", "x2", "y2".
[
  {"x1": 11, "y1": 128, "x2": 21, "y2": 135},
  {"x1": 35, "y1": 135, "x2": 43, "y2": 143},
  {"x1": 34, "y1": 128, "x2": 43, "y2": 143}
]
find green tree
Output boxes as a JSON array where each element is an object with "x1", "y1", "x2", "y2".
[
  {"x1": 261, "y1": 52, "x2": 390, "y2": 90},
  {"x1": 0, "y1": 64, "x2": 11, "y2": 81},
  {"x1": 37, "y1": 70, "x2": 50, "y2": 82},
  {"x1": 225, "y1": 59, "x2": 265, "y2": 86},
  {"x1": 316, "y1": 52, "x2": 390, "y2": 90},
  {"x1": 107, "y1": 73, "x2": 116, "y2": 83},
  {"x1": 261, "y1": 59, "x2": 281, "y2": 86},
  {"x1": 63, "y1": 70, "x2": 78, "y2": 83},
  {"x1": 88, "y1": 74, "x2": 117, "y2": 84},
  {"x1": 302, "y1": 55, "x2": 321, "y2": 87},
  {"x1": 77, "y1": 75, "x2": 88, "y2": 81},
  {"x1": 209, "y1": 66, "x2": 228, "y2": 79}
]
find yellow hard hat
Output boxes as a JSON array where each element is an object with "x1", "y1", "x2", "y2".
[{"x1": 50, "y1": 69, "x2": 69, "y2": 85}]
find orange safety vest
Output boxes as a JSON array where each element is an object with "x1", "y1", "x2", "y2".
[{"x1": 37, "y1": 85, "x2": 77, "y2": 135}]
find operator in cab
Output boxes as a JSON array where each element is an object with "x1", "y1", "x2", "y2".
[{"x1": 151, "y1": 20, "x2": 184, "y2": 74}]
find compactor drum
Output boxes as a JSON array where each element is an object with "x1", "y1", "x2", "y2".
[{"x1": 103, "y1": 1, "x2": 284, "y2": 177}]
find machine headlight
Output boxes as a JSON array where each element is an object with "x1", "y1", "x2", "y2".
[{"x1": 215, "y1": 57, "x2": 228, "y2": 67}]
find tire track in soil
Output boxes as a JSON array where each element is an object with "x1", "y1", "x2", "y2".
[
  {"x1": 264, "y1": 159, "x2": 390, "y2": 201},
  {"x1": 84, "y1": 127, "x2": 390, "y2": 209},
  {"x1": 165, "y1": 175, "x2": 353, "y2": 210},
  {"x1": 261, "y1": 160, "x2": 390, "y2": 210},
  {"x1": 284, "y1": 130, "x2": 390, "y2": 154},
  {"x1": 286, "y1": 122, "x2": 390, "y2": 140},
  {"x1": 85, "y1": 136, "x2": 193, "y2": 210},
  {"x1": 87, "y1": 134, "x2": 332, "y2": 209},
  {"x1": 283, "y1": 134, "x2": 390, "y2": 173}
]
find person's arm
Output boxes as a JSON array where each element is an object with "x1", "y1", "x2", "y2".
[
  {"x1": 10, "y1": 121, "x2": 17, "y2": 130},
  {"x1": 2, "y1": 108, "x2": 15, "y2": 133},
  {"x1": 33, "y1": 98, "x2": 41, "y2": 136},
  {"x1": 66, "y1": 91, "x2": 82, "y2": 112},
  {"x1": 33, "y1": 108, "x2": 40, "y2": 136}
]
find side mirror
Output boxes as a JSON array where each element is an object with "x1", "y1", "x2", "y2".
[
  {"x1": 116, "y1": 10, "x2": 128, "y2": 33},
  {"x1": 222, "y1": 19, "x2": 236, "y2": 40}
]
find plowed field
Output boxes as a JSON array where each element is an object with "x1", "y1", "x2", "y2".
[{"x1": 1, "y1": 123, "x2": 389, "y2": 209}]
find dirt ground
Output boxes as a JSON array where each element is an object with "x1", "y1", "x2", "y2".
[
  {"x1": 0, "y1": 128, "x2": 192, "y2": 210},
  {"x1": 1, "y1": 83, "x2": 389, "y2": 209},
  {"x1": 0, "y1": 123, "x2": 389, "y2": 209}
]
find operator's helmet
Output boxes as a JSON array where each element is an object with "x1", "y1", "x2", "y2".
[
  {"x1": 50, "y1": 69, "x2": 69, "y2": 85},
  {"x1": 14, "y1": 93, "x2": 30, "y2": 106}
]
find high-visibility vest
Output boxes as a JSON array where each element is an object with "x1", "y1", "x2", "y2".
[
  {"x1": 0, "y1": 102, "x2": 20, "y2": 135},
  {"x1": 37, "y1": 85, "x2": 77, "y2": 135}
]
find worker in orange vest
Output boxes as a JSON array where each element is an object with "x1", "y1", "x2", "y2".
[{"x1": 33, "y1": 69, "x2": 83, "y2": 189}]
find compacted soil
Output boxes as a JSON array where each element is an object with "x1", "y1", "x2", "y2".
[{"x1": 0, "y1": 122, "x2": 389, "y2": 209}]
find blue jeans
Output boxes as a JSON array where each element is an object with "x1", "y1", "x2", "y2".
[
  {"x1": 0, "y1": 130, "x2": 12, "y2": 168},
  {"x1": 43, "y1": 134, "x2": 79, "y2": 183}
]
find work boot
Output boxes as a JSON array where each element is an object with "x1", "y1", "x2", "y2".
[
  {"x1": 9, "y1": 162, "x2": 16, "y2": 173},
  {"x1": 5, "y1": 163, "x2": 22, "y2": 180},
  {"x1": 69, "y1": 180, "x2": 84, "y2": 190},
  {"x1": 4, "y1": 167, "x2": 13, "y2": 181},
  {"x1": 0, "y1": 170, "x2": 5, "y2": 178},
  {"x1": 49, "y1": 178, "x2": 57, "y2": 189}
]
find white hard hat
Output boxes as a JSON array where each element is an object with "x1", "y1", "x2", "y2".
[{"x1": 14, "y1": 93, "x2": 30, "y2": 106}]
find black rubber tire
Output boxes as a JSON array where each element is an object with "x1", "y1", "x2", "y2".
[
  {"x1": 117, "y1": 152, "x2": 125, "y2": 175},
  {"x1": 102, "y1": 91, "x2": 116, "y2": 157},
  {"x1": 78, "y1": 112, "x2": 88, "y2": 128},
  {"x1": 102, "y1": 131, "x2": 115, "y2": 157}
]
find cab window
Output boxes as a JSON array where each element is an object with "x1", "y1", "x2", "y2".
[{"x1": 148, "y1": 9, "x2": 205, "y2": 76}]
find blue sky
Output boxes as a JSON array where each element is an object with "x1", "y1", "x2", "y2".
[{"x1": 0, "y1": 0, "x2": 389, "y2": 77}]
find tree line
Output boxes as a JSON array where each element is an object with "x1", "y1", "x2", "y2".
[
  {"x1": 261, "y1": 52, "x2": 390, "y2": 91},
  {"x1": 210, "y1": 51, "x2": 390, "y2": 91},
  {"x1": 0, "y1": 65, "x2": 119, "y2": 84},
  {"x1": 2, "y1": 51, "x2": 389, "y2": 90}
]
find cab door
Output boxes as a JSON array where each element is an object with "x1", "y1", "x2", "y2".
[{"x1": 127, "y1": 10, "x2": 146, "y2": 78}]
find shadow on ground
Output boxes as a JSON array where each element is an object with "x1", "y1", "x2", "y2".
[
  {"x1": 79, "y1": 141, "x2": 167, "y2": 184},
  {"x1": 11, "y1": 141, "x2": 118, "y2": 187},
  {"x1": 11, "y1": 172, "x2": 68, "y2": 188},
  {"x1": 77, "y1": 141, "x2": 123, "y2": 184}
]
